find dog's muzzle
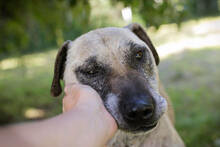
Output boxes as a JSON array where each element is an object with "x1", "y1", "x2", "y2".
[
  {"x1": 119, "y1": 89, "x2": 158, "y2": 132},
  {"x1": 108, "y1": 72, "x2": 164, "y2": 132}
]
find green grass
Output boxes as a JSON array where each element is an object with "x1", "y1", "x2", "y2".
[
  {"x1": 159, "y1": 47, "x2": 220, "y2": 147},
  {"x1": 0, "y1": 50, "x2": 62, "y2": 124}
]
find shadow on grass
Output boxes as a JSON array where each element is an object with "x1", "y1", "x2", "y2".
[{"x1": 159, "y1": 47, "x2": 220, "y2": 147}]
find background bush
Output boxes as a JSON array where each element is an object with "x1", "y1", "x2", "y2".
[{"x1": 1, "y1": 0, "x2": 220, "y2": 56}]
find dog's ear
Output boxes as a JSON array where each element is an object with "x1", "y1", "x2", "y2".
[
  {"x1": 51, "y1": 40, "x2": 71, "y2": 97},
  {"x1": 125, "y1": 23, "x2": 160, "y2": 65}
]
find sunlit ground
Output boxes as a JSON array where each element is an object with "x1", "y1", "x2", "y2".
[
  {"x1": 0, "y1": 16, "x2": 220, "y2": 147},
  {"x1": 151, "y1": 16, "x2": 220, "y2": 58}
]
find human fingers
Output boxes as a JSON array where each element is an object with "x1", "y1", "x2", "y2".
[{"x1": 63, "y1": 84, "x2": 102, "y2": 112}]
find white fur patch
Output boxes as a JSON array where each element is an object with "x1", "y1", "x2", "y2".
[
  {"x1": 105, "y1": 93, "x2": 126, "y2": 127},
  {"x1": 151, "y1": 90, "x2": 168, "y2": 119}
]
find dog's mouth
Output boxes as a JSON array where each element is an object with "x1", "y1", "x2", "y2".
[
  {"x1": 123, "y1": 121, "x2": 158, "y2": 133},
  {"x1": 135, "y1": 122, "x2": 157, "y2": 132}
]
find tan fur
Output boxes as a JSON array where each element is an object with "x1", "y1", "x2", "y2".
[
  {"x1": 106, "y1": 81, "x2": 183, "y2": 147},
  {"x1": 51, "y1": 24, "x2": 185, "y2": 147},
  {"x1": 107, "y1": 85, "x2": 183, "y2": 147},
  {"x1": 159, "y1": 82, "x2": 175, "y2": 124},
  {"x1": 63, "y1": 27, "x2": 148, "y2": 85},
  {"x1": 108, "y1": 115, "x2": 184, "y2": 147}
]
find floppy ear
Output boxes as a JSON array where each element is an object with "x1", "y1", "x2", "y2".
[
  {"x1": 125, "y1": 23, "x2": 160, "y2": 65},
  {"x1": 51, "y1": 40, "x2": 71, "y2": 97}
]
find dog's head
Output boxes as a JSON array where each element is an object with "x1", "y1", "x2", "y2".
[{"x1": 51, "y1": 23, "x2": 167, "y2": 133}]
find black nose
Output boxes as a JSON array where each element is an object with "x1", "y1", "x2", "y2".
[{"x1": 125, "y1": 99, "x2": 154, "y2": 121}]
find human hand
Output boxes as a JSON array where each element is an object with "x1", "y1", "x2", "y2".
[{"x1": 63, "y1": 84, "x2": 117, "y2": 147}]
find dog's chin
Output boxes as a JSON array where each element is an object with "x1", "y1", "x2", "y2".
[{"x1": 121, "y1": 121, "x2": 158, "y2": 134}]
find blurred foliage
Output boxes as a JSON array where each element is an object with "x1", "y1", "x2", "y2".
[
  {"x1": 0, "y1": 0, "x2": 220, "y2": 56},
  {"x1": 112, "y1": 0, "x2": 186, "y2": 27},
  {"x1": 0, "y1": 0, "x2": 92, "y2": 56},
  {"x1": 112, "y1": 0, "x2": 220, "y2": 27},
  {"x1": 186, "y1": 0, "x2": 219, "y2": 16}
]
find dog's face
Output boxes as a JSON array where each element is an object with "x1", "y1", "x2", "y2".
[{"x1": 51, "y1": 23, "x2": 167, "y2": 133}]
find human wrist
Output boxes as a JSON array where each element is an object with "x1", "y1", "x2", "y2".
[
  {"x1": 63, "y1": 84, "x2": 118, "y2": 146},
  {"x1": 68, "y1": 102, "x2": 117, "y2": 146},
  {"x1": 102, "y1": 106, "x2": 118, "y2": 140}
]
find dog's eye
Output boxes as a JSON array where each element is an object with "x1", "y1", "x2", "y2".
[
  {"x1": 135, "y1": 51, "x2": 144, "y2": 60},
  {"x1": 82, "y1": 66, "x2": 101, "y2": 77},
  {"x1": 87, "y1": 69, "x2": 98, "y2": 75}
]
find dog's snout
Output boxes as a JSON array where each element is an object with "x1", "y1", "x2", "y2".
[
  {"x1": 110, "y1": 72, "x2": 160, "y2": 131},
  {"x1": 125, "y1": 97, "x2": 154, "y2": 121}
]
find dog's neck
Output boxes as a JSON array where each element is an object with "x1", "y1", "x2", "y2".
[
  {"x1": 108, "y1": 114, "x2": 184, "y2": 147},
  {"x1": 108, "y1": 119, "x2": 163, "y2": 147},
  {"x1": 108, "y1": 130, "x2": 147, "y2": 147}
]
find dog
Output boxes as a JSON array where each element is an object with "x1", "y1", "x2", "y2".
[{"x1": 50, "y1": 23, "x2": 185, "y2": 147}]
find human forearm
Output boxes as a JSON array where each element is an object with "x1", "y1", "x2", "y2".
[
  {"x1": 0, "y1": 84, "x2": 117, "y2": 147},
  {"x1": 0, "y1": 112, "x2": 77, "y2": 147},
  {"x1": 0, "y1": 107, "x2": 115, "y2": 147}
]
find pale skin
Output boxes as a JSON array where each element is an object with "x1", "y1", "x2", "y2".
[{"x1": 0, "y1": 84, "x2": 118, "y2": 147}]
